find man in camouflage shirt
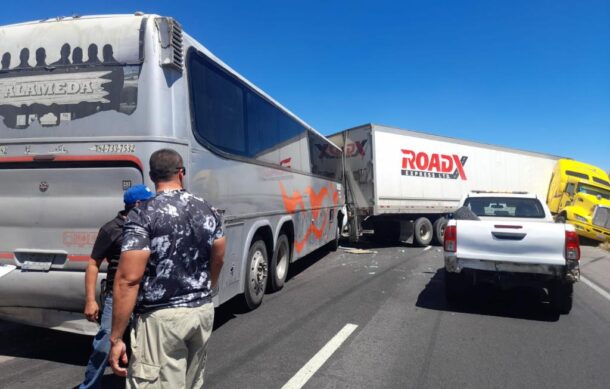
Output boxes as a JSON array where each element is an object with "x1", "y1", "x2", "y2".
[{"x1": 109, "y1": 148, "x2": 225, "y2": 388}]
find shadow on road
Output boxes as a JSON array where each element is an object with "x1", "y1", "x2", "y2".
[
  {"x1": 0, "y1": 322, "x2": 91, "y2": 365},
  {"x1": 416, "y1": 268, "x2": 560, "y2": 322},
  {"x1": 286, "y1": 243, "x2": 333, "y2": 281}
]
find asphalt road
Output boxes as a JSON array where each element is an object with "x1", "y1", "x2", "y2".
[{"x1": 1, "y1": 241, "x2": 609, "y2": 388}]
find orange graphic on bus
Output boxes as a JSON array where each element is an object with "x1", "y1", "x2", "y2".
[{"x1": 279, "y1": 182, "x2": 338, "y2": 253}]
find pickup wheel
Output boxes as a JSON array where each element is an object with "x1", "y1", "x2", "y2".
[
  {"x1": 414, "y1": 217, "x2": 433, "y2": 246},
  {"x1": 445, "y1": 272, "x2": 465, "y2": 304},
  {"x1": 550, "y1": 282, "x2": 573, "y2": 314}
]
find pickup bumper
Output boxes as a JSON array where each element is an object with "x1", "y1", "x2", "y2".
[{"x1": 445, "y1": 255, "x2": 579, "y2": 282}]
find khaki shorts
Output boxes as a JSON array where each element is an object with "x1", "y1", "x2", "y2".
[{"x1": 128, "y1": 303, "x2": 214, "y2": 389}]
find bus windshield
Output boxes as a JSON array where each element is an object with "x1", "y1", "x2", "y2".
[{"x1": 0, "y1": 16, "x2": 143, "y2": 136}]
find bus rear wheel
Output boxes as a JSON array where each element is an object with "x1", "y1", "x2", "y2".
[
  {"x1": 269, "y1": 234, "x2": 290, "y2": 292},
  {"x1": 244, "y1": 239, "x2": 268, "y2": 310}
]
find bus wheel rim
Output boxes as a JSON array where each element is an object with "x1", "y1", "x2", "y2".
[{"x1": 250, "y1": 250, "x2": 267, "y2": 295}]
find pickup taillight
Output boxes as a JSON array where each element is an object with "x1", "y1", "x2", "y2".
[
  {"x1": 444, "y1": 225, "x2": 457, "y2": 252},
  {"x1": 565, "y1": 230, "x2": 580, "y2": 261}
]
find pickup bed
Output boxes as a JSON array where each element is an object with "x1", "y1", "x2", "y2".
[{"x1": 444, "y1": 192, "x2": 580, "y2": 314}]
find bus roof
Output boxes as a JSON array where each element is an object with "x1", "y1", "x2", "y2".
[
  {"x1": 0, "y1": 14, "x2": 144, "y2": 28},
  {"x1": 0, "y1": 14, "x2": 144, "y2": 66}
]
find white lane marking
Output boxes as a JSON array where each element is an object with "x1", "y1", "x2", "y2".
[
  {"x1": 282, "y1": 323, "x2": 358, "y2": 389},
  {"x1": 581, "y1": 276, "x2": 610, "y2": 302},
  {"x1": 0, "y1": 355, "x2": 15, "y2": 364},
  {"x1": 424, "y1": 246, "x2": 432, "y2": 251}
]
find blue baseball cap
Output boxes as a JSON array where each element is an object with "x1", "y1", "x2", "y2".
[{"x1": 123, "y1": 184, "x2": 154, "y2": 205}]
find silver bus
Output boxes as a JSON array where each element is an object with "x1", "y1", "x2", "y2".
[{"x1": 0, "y1": 14, "x2": 345, "y2": 335}]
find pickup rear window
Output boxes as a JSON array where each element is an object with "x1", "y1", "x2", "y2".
[{"x1": 463, "y1": 197, "x2": 546, "y2": 218}]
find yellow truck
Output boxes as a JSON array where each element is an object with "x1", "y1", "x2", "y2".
[{"x1": 547, "y1": 159, "x2": 610, "y2": 242}]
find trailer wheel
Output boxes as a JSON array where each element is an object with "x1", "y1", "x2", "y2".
[
  {"x1": 268, "y1": 235, "x2": 290, "y2": 292},
  {"x1": 244, "y1": 240, "x2": 268, "y2": 310},
  {"x1": 414, "y1": 217, "x2": 433, "y2": 246},
  {"x1": 550, "y1": 282, "x2": 573, "y2": 314},
  {"x1": 433, "y1": 217, "x2": 447, "y2": 246}
]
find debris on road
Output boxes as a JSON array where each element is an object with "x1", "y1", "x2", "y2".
[{"x1": 340, "y1": 247, "x2": 377, "y2": 254}]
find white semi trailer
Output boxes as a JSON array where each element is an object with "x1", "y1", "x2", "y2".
[{"x1": 328, "y1": 124, "x2": 561, "y2": 245}]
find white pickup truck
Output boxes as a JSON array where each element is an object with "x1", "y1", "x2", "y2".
[{"x1": 444, "y1": 192, "x2": 580, "y2": 314}]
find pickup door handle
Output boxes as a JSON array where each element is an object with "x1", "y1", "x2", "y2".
[{"x1": 491, "y1": 231, "x2": 526, "y2": 240}]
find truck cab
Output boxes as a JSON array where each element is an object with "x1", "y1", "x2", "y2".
[{"x1": 547, "y1": 159, "x2": 610, "y2": 242}]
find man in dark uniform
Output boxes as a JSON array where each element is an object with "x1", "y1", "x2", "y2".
[{"x1": 80, "y1": 184, "x2": 154, "y2": 389}]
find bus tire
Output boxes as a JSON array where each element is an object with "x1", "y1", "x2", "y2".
[
  {"x1": 414, "y1": 217, "x2": 433, "y2": 246},
  {"x1": 244, "y1": 239, "x2": 268, "y2": 310},
  {"x1": 555, "y1": 213, "x2": 566, "y2": 223},
  {"x1": 433, "y1": 217, "x2": 447, "y2": 246},
  {"x1": 269, "y1": 234, "x2": 290, "y2": 292}
]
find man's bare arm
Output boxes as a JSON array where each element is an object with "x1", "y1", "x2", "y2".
[
  {"x1": 109, "y1": 249, "x2": 149, "y2": 377},
  {"x1": 210, "y1": 237, "x2": 226, "y2": 288},
  {"x1": 84, "y1": 258, "x2": 102, "y2": 321},
  {"x1": 110, "y1": 250, "x2": 149, "y2": 341}
]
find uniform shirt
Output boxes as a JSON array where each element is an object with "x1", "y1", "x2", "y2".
[
  {"x1": 121, "y1": 189, "x2": 224, "y2": 313},
  {"x1": 90, "y1": 211, "x2": 127, "y2": 293}
]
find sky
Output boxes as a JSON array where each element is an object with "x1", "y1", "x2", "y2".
[{"x1": 2, "y1": 1, "x2": 609, "y2": 171}]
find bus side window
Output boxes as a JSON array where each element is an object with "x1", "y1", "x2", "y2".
[{"x1": 566, "y1": 183, "x2": 575, "y2": 197}]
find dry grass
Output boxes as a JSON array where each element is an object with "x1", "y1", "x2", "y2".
[{"x1": 600, "y1": 241, "x2": 610, "y2": 252}]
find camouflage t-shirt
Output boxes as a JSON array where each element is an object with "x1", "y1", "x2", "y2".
[{"x1": 121, "y1": 189, "x2": 224, "y2": 313}]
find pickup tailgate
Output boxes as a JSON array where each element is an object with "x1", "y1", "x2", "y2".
[{"x1": 456, "y1": 220, "x2": 566, "y2": 266}]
